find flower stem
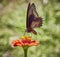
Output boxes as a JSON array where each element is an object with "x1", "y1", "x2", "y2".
[
  {"x1": 23, "y1": 47, "x2": 28, "y2": 57},
  {"x1": 24, "y1": 48, "x2": 27, "y2": 57}
]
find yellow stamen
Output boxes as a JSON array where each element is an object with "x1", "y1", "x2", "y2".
[{"x1": 21, "y1": 36, "x2": 31, "y2": 40}]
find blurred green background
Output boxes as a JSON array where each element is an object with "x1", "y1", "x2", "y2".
[{"x1": 0, "y1": 0, "x2": 60, "y2": 57}]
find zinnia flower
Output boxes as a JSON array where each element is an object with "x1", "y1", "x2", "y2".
[{"x1": 12, "y1": 36, "x2": 39, "y2": 47}]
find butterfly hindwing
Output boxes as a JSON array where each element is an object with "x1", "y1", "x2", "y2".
[{"x1": 31, "y1": 17, "x2": 42, "y2": 28}]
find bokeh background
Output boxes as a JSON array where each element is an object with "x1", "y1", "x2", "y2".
[{"x1": 0, "y1": 0, "x2": 60, "y2": 57}]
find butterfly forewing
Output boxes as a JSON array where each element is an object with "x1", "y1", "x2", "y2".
[
  {"x1": 26, "y1": 3, "x2": 30, "y2": 28},
  {"x1": 31, "y1": 3, "x2": 39, "y2": 17}
]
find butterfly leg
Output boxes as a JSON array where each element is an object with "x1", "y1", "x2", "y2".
[{"x1": 23, "y1": 30, "x2": 26, "y2": 36}]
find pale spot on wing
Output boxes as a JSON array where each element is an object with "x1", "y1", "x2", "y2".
[{"x1": 31, "y1": 21, "x2": 41, "y2": 28}]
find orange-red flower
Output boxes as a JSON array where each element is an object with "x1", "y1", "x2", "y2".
[{"x1": 12, "y1": 36, "x2": 39, "y2": 47}]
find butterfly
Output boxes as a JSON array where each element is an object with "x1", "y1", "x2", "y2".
[{"x1": 26, "y1": 3, "x2": 42, "y2": 35}]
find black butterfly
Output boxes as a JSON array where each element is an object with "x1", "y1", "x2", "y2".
[{"x1": 26, "y1": 3, "x2": 42, "y2": 35}]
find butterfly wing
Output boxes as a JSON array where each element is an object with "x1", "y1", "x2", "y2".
[
  {"x1": 26, "y1": 3, "x2": 42, "y2": 35},
  {"x1": 26, "y1": 3, "x2": 36, "y2": 31},
  {"x1": 26, "y1": 3, "x2": 30, "y2": 29},
  {"x1": 31, "y1": 17, "x2": 42, "y2": 28},
  {"x1": 26, "y1": 3, "x2": 39, "y2": 29},
  {"x1": 30, "y1": 4, "x2": 42, "y2": 28},
  {"x1": 30, "y1": 3, "x2": 39, "y2": 17}
]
